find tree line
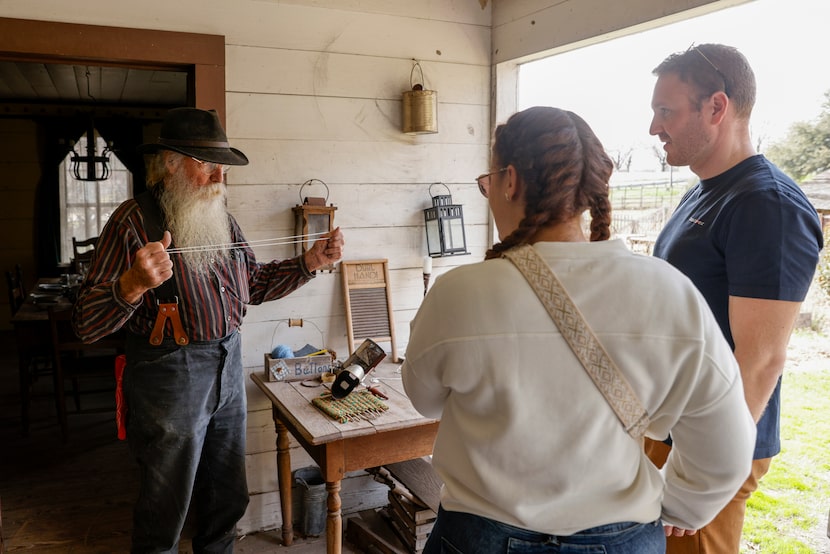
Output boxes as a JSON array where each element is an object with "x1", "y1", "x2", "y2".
[{"x1": 766, "y1": 90, "x2": 830, "y2": 183}]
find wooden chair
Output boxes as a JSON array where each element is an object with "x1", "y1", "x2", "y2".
[
  {"x1": 11, "y1": 269, "x2": 56, "y2": 436},
  {"x1": 47, "y1": 305, "x2": 124, "y2": 439},
  {"x1": 5, "y1": 264, "x2": 26, "y2": 316},
  {"x1": 71, "y1": 236, "x2": 98, "y2": 274}
]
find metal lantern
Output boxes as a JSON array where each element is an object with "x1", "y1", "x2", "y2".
[
  {"x1": 402, "y1": 61, "x2": 438, "y2": 134},
  {"x1": 70, "y1": 121, "x2": 112, "y2": 181},
  {"x1": 423, "y1": 182, "x2": 468, "y2": 258},
  {"x1": 293, "y1": 179, "x2": 337, "y2": 271}
]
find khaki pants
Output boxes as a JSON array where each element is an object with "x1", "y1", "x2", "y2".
[{"x1": 644, "y1": 438, "x2": 771, "y2": 554}]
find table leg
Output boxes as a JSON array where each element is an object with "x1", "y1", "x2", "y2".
[
  {"x1": 275, "y1": 414, "x2": 294, "y2": 546},
  {"x1": 325, "y1": 479, "x2": 342, "y2": 554},
  {"x1": 18, "y1": 354, "x2": 30, "y2": 437}
]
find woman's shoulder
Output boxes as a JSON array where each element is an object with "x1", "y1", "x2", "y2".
[{"x1": 430, "y1": 257, "x2": 511, "y2": 291}]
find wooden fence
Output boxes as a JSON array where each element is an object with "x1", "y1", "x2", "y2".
[{"x1": 609, "y1": 179, "x2": 692, "y2": 239}]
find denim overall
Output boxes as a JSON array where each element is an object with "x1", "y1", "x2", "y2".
[{"x1": 124, "y1": 330, "x2": 248, "y2": 553}]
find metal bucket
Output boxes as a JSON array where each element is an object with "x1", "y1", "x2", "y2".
[
  {"x1": 294, "y1": 466, "x2": 326, "y2": 537},
  {"x1": 402, "y1": 88, "x2": 438, "y2": 134},
  {"x1": 402, "y1": 61, "x2": 437, "y2": 134}
]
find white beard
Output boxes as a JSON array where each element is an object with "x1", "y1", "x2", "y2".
[{"x1": 159, "y1": 170, "x2": 232, "y2": 274}]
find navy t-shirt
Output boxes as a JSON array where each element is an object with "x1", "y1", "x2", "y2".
[{"x1": 654, "y1": 155, "x2": 823, "y2": 459}]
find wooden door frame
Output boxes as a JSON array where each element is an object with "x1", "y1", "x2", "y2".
[{"x1": 0, "y1": 17, "x2": 226, "y2": 123}]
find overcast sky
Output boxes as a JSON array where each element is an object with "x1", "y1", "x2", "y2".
[{"x1": 519, "y1": 0, "x2": 830, "y2": 171}]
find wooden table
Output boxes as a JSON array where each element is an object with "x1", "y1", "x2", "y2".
[
  {"x1": 10, "y1": 278, "x2": 73, "y2": 435},
  {"x1": 250, "y1": 362, "x2": 439, "y2": 554},
  {"x1": 11, "y1": 277, "x2": 74, "y2": 323}
]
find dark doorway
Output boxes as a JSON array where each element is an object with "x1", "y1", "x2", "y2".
[{"x1": 0, "y1": 18, "x2": 226, "y2": 316}]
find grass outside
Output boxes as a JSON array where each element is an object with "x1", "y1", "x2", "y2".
[{"x1": 741, "y1": 308, "x2": 830, "y2": 552}]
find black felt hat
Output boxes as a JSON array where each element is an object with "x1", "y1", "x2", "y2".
[{"x1": 138, "y1": 107, "x2": 249, "y2": 166}]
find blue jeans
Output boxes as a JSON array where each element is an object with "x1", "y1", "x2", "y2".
[
  {"x1": 424, "y1": 507, "x2": 665, "y2": 554},
  {"x1": 124, "y1": 331, "x2": 248, "y2": 554}
]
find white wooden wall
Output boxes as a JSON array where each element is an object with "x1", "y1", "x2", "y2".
[
  {"x1": 1, "y1": 0, "x2": 741, "y2": 537},
  {"x1": 223, "y1": 0, "x2": 494, "y2": 364},
  {"x1": 220, "y1": 2, "x2": 493, "y2": 533}
]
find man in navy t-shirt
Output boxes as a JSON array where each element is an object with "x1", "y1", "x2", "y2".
[{"x1": 646, "y1": 43, "x2": 823, "y2": 553}]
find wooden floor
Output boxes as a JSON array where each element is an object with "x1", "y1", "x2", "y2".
[{"x1": 0, "y1": 330, "x2": 369, "y2": 553}]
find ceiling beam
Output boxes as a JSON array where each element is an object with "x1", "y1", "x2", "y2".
[
  {"x1": 0, "y1": 17, "x2": 226, "y2": 124},
  {"x1": 0, "y1": 102, "x2": 172, "y2": 119}
]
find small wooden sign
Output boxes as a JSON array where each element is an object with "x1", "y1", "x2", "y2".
[{"x1": 263, "y1": 353, "x2": 334, "y2": 382}]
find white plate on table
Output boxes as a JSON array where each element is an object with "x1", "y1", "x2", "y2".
[
  {"x1": 37, "y1": 283, "x2": 66, "y2": 292},
  {"x1": 30, "y1": 292, "x2": 61, "y2": 304}
]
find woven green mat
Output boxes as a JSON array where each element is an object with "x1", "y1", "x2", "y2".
[{"x1": 312, "y1": 390, "x2": 389, "y2": 423}]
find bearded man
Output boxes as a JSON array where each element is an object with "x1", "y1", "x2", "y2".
[{"x1": 72, "y1": 107, "x2": 344, "y2": 553}]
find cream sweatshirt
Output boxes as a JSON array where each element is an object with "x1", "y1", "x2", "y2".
[{"x1": 402, "y1": 240, "x2": 755, "y2": 534}]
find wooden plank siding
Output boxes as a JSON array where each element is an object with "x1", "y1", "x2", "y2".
[
  {"x1": 491, "y1": 0, "x2": 743, "y2": 65},
  {"x1": 221, "y1": 2, "x2": 491, "y2": 533}
]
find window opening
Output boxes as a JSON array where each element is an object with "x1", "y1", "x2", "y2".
[{"x1": 59, "y1": 128, "x2": 132, "y2": 263}]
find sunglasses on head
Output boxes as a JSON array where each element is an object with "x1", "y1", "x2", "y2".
[{"x1": 687, "y1": 44, "x2": 729, "y2": 97}]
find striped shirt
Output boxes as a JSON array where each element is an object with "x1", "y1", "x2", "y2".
[{"x1": 72, "y1": 191, "x2": 315, "y2": 344}]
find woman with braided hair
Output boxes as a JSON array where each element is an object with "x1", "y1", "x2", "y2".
[
  {"x1": 484, "y1": 105, "x2": 613, "y2": 256},
  {"x1": 402, "y1": 106, "x2": 756, "y2": 553}
]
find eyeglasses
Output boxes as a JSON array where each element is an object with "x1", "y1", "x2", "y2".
[
  {"x1": 476, "y1": 167, "x2": 507, "y2": 198},
  {"x1": 191, "y1": 157, "x2": 230, "y2": 175},
  {"x1": 688, "y1": 44, "x2": 729, "y2": 97}
]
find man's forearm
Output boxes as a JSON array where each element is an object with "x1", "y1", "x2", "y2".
[
  {"x1": 118, "y1": 269, "x2": 148, "y2": 305},
  {"x1": 736, "y1": 353, "x2": 786, "y2": 422},
  {"x1": 729, "y1": 296, "x2": 801, "y2": 421}
]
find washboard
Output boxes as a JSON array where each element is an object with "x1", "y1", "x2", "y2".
[{"x1": 340, "y1": 259, "x2": 398, "y2": 362}]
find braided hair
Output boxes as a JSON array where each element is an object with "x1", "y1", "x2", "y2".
[{"x1": 484, "y1": 106, "x2": 613, "y2": 260}]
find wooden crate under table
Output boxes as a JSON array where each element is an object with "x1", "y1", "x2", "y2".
[{"x1": 385, "y1": 490, "x2": 436, "y2": 553}]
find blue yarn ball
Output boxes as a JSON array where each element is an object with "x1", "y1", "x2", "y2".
[{"x1": 272, "y1": 344, "x2": 294, "y2": 359}]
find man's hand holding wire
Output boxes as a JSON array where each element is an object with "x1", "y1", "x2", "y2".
[
  {"x1": 304, "y1": 227, "x2": 344, "y2": 272},
  {"x1": 118, "y1": 231, "x2": 174, "y2": 304}
]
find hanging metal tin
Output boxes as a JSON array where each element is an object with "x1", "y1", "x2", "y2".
[{"x1": 402, "y1": 61, "x2": 438, "y2": 134}]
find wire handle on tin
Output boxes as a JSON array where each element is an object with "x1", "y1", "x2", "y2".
[
  {"x1": 410, "y1": 60, "x2": 425, "y2": 91},
  {"x1": 299, "y1": 179, "x2": 330, "y2": 204},
  {"x1": 270, "y1": 318, "x2": 326, "y2": 351}
]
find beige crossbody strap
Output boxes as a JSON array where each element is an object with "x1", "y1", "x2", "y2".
[{"x1": 503, "y1": 244, "x2": 649, "y2": 439}]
